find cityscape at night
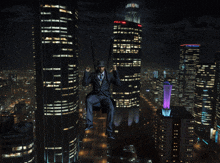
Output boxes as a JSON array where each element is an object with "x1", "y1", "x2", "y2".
[{"x1": 1, "y1": 0, "x2": 220, "y2": 163}]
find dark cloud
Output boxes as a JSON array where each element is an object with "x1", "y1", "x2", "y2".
[
  {"x1": 141, "y1": 15, "x2": 220, "y2": 68},
  {"x1": 78, "y1": 0, "x2": 220, "y2": 69},
  {"x1": 1, "y1": 0, "x2": 219, "y2": 69},
  {"x1": 1, "y1": 4, "x2": 34, "y2": 69},
  {"x1": 1, "y1": 5, "x2": 34, "y2": 23}
]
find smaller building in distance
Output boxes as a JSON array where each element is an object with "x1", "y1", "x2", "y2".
[
  {"x1": 155, "y1": 106, "x2": 195, "y2": 163},
  {"x1": 0, "y1": 120, "x2": 35, "y2": 163},
  {"x1": 194, "y1": 63, "x2": 216, "y2": 137},
  {"x1": 178, "y1": 44, "x2": 200, "y2": 114},
  {"x1": 214, "y1": 52, "x2": 220, "y2": 144}
]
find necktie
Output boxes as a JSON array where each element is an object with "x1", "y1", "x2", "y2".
[
  {"x1": 100, "y1": 74, "x2": 103, "y2": 81},
  {"x1": 100, "y1": 74, "x2": 103, "y2": 85}
]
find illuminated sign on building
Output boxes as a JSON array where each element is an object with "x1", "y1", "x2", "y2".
[
  {"x1": 114, "y1": 21, "x2": 142, "y2": 27},
  {"x1": 180, "y1": 44, "x2": 200, "y2": 47},
  {"x1": 114, "y1": 21, "x2": 126, "y2": 24}
]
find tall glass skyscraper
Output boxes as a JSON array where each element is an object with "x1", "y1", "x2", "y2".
[
  {"x1": 112, "y1": 20, "x2": 142, "y2": 111},
  {"x1": 112, "y1": 2, "x2": 142, "y2": 114},
  {"x1": 214, "y1": 52, "x2": 220, "y2": 143},
  {"x1": 33, "y1": 0, "x2": 79, "y2": 162},
  {"x1": 178, "y1": 44, "x2": 200, "y2": 114},
  {"x1": 195, "y1": 63, "x2": 216, "y2": 133}
]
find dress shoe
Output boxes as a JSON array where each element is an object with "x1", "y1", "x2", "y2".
[
  {"x1": 107, "y1": 133, "x2": 115, "y2": 139},
  {"x1": 85, "y1": 125, "x2": 93, "y2": 131}
]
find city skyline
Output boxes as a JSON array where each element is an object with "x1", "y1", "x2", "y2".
[
  {"x1": 1, "y1": 0, "x2": 220, "y2": 163},
  {"x1": 1, "y1": 0, "x2": 220, "y2": 70}
]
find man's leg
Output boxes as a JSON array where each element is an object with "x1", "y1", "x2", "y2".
[
  {"x1": 100, "y1": 96, "x2": 115, "y2": 134},
  {"x1": 86, "y1": 95, "x2": 100, "y2": 126}
]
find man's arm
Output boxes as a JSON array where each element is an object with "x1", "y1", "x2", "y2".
[
  {"x1": 82, "y1": 70, "x2": 92, "y2": 86},
  {"x1": 112, "y1": 70, "x2": 122, "y2": 86}
]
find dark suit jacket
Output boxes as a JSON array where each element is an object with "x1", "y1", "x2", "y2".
[{"x1": 82, "y1": 69, "x2": 122, "y2": 99}]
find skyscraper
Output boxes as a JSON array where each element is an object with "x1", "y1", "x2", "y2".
[
  {"x1": 1, "y1": 120, "x2": 35, "y2": 163},
  {"x1": 112, "y1": 2, "x2": 142, "y2": 113},
  {"x1": 156, "y1": 106, "x2": 195, "y2": 163},
  {"x1": 34, "y1": 0, "x2": 79, "y2": 162},
  {"x1": 214, "y1": 52, "x2": 220, "y2": 143},
  {"x1": 178, "y1": 44, "x2": 200, "y2": 114},
  {"x1": 194, "y1": 63, "x2": 216, "y2": 134}
]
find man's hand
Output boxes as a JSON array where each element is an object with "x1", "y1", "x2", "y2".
[
  {"x1": 113, "y1": 65, "x2": 117, "y2": 71},
  {"x1": 85, "y1": 67, "x2": 91, "y2": 72}
]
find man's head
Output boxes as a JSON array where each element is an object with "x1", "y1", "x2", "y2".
[
  {"x1": 98, "y1": 66, "x2": 105, "y2": 73},
  {"x1": 96, "y1": 60, "x2": 106, "y2": 73}
]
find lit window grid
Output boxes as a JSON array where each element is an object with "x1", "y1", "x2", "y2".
[
  {"x1": 113, "y1": 25, "x2": 142, "y2": 54},
  {"x1": 112, "y1": 23, "x2": 141, "y2": 110},
  {"x1": 179, "y1": 48, "x2": 200, "y2": 111},
  {"x1": 115, "y1": 98, "x2": 140, "y2": 108},
  {"x1": 40, "y1": 19, "x2": 78, "y2": 115},
  {"x1": 36, "y1": 3, "x2": 79, "y2": 163},
  {"x1": 2, "y1": 145, "x2": 34, "y2": 158},
  {"x1": 195, "y1": 64, "x2": 216, "y2": 126},
  {"x1": 158, "y1": 118, "x2": 194, "y2": 160},
  {"x1": 41, "y1": 4, "x2": 72, "y2": 14}
]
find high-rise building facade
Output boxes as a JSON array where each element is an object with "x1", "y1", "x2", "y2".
[
  {"x1": 112, "y1": 2, "x2": 142, "y2": 112},
  {"x1": 178, "y1": 44, "x2": 200, "y2": 114},
  {"x1": 194, "y1": 63, "x2": 216, "y2": 134},
  {"x1": 34, "y1": 0, "x2": 79, "y2": 162},
  {"x1": 156, "y1": 106, "x2": 195, "y2": 163},
  {"x1": 112, "y1": 20, "x2": 142, "y2": 111},
  {"x1": 214, "y1": 52, "x2": 220, "y2": 143},
  {"x1": 0, "y1": 121, "x2": 35, "y2": 163}
]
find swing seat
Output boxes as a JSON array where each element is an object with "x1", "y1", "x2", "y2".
[{"x1": 93, "y1": 102, "x2": 107, "y2": 113}]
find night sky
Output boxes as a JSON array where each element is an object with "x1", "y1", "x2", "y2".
[{"x1": 1, "y1": 0, "x2": 220, "y2": 70}]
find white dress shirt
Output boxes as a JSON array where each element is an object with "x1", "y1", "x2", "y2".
[{"x1": 98, "y1": 71, "x2": 105, "y2": 85}]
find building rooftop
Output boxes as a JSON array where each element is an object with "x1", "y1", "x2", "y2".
[
  {"x1": 1, "y1": 121, "x2": 33, "y2": 139},
  {"x1": 157, "y1": 106, "x2": 194, "y2": 119}
]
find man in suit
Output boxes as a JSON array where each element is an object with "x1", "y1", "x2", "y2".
[{"x1": 82, "y1": 60, "x2": 121, "y2": 139}]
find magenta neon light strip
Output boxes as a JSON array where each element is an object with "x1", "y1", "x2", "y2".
[{"x1": 163, "y1": 85, "x2": 172, "y2": 109}]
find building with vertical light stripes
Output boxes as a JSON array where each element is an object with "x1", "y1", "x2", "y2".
[
  {"x1": 112, "y1": 2, "x2": 142, "y2": 112},
  {"x1": 34, "y1": 0, "x2": 79, "y2": 162},
  {"x1": 112, "y1": 20, "x2": 142, "y2": 109},
  {"x1": 178, "y1": 44, "x2": 200, "y2": 114},
  {"x1": 156, "y1": 106, "x2": 195, "y2": 163},
  {"x1": 214, "y1": 52, "x2": 220, "y2": 144},
  {"x1": 194, "y1": 63, "x2": 216, "y2": 134}
]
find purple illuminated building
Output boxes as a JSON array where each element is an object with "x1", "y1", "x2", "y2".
[{"x1": 162, "y1": 81, "x2": 172, "y2": 117}]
